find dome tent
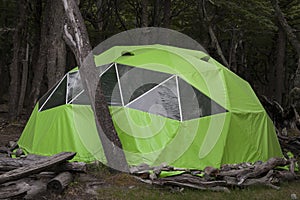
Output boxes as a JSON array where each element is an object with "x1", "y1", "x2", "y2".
[{"x1": 18, "y1": 44, "x2": 282, "y2": 170}]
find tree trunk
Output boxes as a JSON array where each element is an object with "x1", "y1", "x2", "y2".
[
  {"x1": 47, "y1": 0, "x2": 66, "y2": 87},
  {"x1": 228, "y1": 30, "x2": 238, "y2": 72},
  {"x1": 8, "y1": 1, "x2": 27, "y2": 120},
  {"x1": 274, "y1": 25, "x2": 286, "y2": 104},
  {"x1": 201, "y1": 0, "x2": 229, "y2": 67},
  {"x1": 25, "y1": 0, "x2": 42, "y2": 110},
  {"x1": 17, "y1": 43, "x2": 29, "y2": 116},
  {"x1": 61, "y1": 0, "x2": 128, "y2": 172},
  {"x1": 29, "y1": 0, "x2": 51, "y2": 109},
  {"x1": 162, "y1": 0, "x2": 171, "y2": 28},
  {"x1": 141, "y1": 0, "x2": 148, "y2": 27},
  {"x1": 152, "y1": 0, "x2": 160, "y2": 26},
  {"x1": 271, "y1": 0, "x2": 300, "y2": 88}
]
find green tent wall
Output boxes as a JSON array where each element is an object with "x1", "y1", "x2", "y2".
[{"x1": 18, "y1": 45, "x2": 283, "y2": 170}]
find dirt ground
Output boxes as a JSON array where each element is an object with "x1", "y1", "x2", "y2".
[{"x1": 0, "y1": 114, "x2": 25, "y2": 146}]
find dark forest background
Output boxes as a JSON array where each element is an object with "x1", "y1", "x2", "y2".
[{"x1": 0, "y1": 0, "x2": 300, "y2": 120}]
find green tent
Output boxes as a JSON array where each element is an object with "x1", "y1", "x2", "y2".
[{"x1": 18, "y1": 44, "x2": 282, "y2": 170}]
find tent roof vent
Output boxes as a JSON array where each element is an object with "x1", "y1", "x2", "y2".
[
  {"x1": 200, "y1": 56, "x2": 210, "y2": 62},
  {"x1": 121, "y1": 51, "x2": 134, "y2": 56}
]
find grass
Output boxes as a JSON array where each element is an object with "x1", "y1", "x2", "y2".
[
  {"x1": 96, "y1": 180, "x2": 300, "y2": 200},
  {"x1": 87, "y1": 164, "x2": 300, "y2": 200}
]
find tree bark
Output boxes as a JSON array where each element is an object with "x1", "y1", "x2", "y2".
[
  {"x1": 17, "y1": 43, "x2": 29, "y2": 116},
  {"x1": 0, "y1": 181, "x2": 30, "y2": 199},
  {"x1": 162, "y1": 0, "x2": 171, "y2": 28},
  {"x1": 29, "y1": 0, "x2": 51, "y2": 109},
  {"x1": 46, "y1": 0, "x2": 66, "y2": 87},
  {"x1": 151, "y1": 0, "x2": 161, "y2": 26},
  {"x1": 274, "y1": 25, "x2": 286, "y2": 104},
  {"x1": 228, "y1": 30, "x2": 239, "y2": 72},
  {"x1": 141, "y1": 0, "x2": 148, "y2": 27},
  {"x1": 201, "y1": 0, "x2": 229, "y2": 67},
  {"x1": 62, "y1": 0, "x2": 128, "y2": 172},
  {"x1": 0, "y1": 152, "x2": 75, "y2": 184},
  {"x1": 271, "y1": 0, "x2": 300, "y2": 88},
  {"x1": 47, "y1": 171, "x2": 73, "y2": 193},
  {"x1": 8, "y1": 0, "x2": 28, "y2": 120}
]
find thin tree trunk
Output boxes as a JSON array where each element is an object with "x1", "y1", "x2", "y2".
[
  {"x1": 274, "y1": 25, "x2": 286, "y2": 104},
  {"x1": 62, "y1": 0, "x2": 128, "y2": 172},
  {"x1": 152, "y1": 0, "x2": 160, "y2": 26},
  {"x1": 271, "y1": 0, "x2": 300, "y2": 88},
  {"x1": 201, "y1": 0, "x2": 229, "y2": 67},
  {"x1": 141, "y1": 0, "x2": 148, "y2": 27},
  {"x1": 162, "y1": 0, "x2": 171, "y2": 28},
  {"x1": 228, "y1": 30, "x2": 238, "y2": 72},
  {"x1": 9, "y1": 1, "x2": 27, "y2": 120},
  {"x1": 17, "y1": 43, "x2": 29, "y2": 116}
]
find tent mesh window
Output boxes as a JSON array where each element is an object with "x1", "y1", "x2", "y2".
[
  {"x1": 39, "y1": 76, "x2": 67, "y2": 111},
  {"x1": 99, "y1": 64, "x2": 122, "y2": 106},
  {"x1": 68, "y1": 64, "x2": 114, "y2": 105},
  {"x1": 117, "y1": 64, "x2": 172, "y2": 105},
  {"x1": 67, "y1": 71, "x2": 84, "y2": 103},
  {"x1": 38, "y1": 81, "x2": 60, "y2": 111},
  {"x1": 178, "y1": 77, "x2": 226, "y2": 120},
  {"x1": 126, "y1": 76, "x2": 181, "y2": 121}
]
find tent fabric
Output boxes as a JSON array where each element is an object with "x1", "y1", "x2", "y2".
[{"x1": 18, "y1": 44, "x2": 282, "y2": 169}]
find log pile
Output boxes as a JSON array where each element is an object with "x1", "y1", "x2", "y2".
[
  {"x1": 0, "y1": 150, "x2": 86, "y2": 199},
  {"x1": 131, "y1": 157, "x2": 299, "y2": 192}
]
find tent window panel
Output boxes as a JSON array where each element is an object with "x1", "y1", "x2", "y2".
[
  {"x1": 100, "y1": 65, "x2": 122, "y2": 106},
  {"x1": 40, "y1": 77, "x2": 67, "y2": 111},
  {"x1": 72, "y1": 90, "x2": 90, "y2": 105},
  {"x1": 117, "y1": 64, "x2": 172, "y2": 105},
  {"x1": 127, "y1": 76, "x2": 180, "y2": 121},
  {"x1": 97, "y1": 63, "x2": 114, "y2": 77},
  {"x1": 129, "y1": 83, "x2": 157, "y2": 102},
  {"x1": 67, "y1": 71, "x2": 84, "y2": 103},
  {"x1": 178, "y1": 78, "x2": 226, "y2": 120},
  {"x1": 38, "y1": 81, "x2": 59, "y2": 110}
]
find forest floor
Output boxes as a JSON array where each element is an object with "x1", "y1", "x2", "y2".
[{"x1": 1, "y1": 113, "x2": 300, "y2": 200}]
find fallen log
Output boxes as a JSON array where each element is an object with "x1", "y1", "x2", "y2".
[
  {"x1": 224, "y1": 170, "x2": 280, "y2": 190},
  {"x1": 153, "y1": 174, "x2": 227, "y2": 188},
  {"x1": 133, "y1": 157, "x2": 296, "y2": 192},
  {"x1": 58, "y1": 161, "x2": 87, "y2": 173},
  {"x1": 0, "y1": 181, "x2": 30, "y2": 199},
  {"x1": 218, "y1": 168, "x2": 253, "y2": 177},
  {"x1": 0, "y1": 154, "x2": 86, "y2": 172},
  {"x1": 47, "y1": 171, "x2": 73, "y2": 194},
  {"x1": 237, "y1": 157, "x2": 288, "y2": 184},
  {"x1": 0, "y1": 152, "x2": 76, "y2": 184},
  {"x1": 155, "y1": 180, "x2": 230, "y2": 193}
]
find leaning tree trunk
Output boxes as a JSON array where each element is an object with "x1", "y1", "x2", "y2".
[
  {"x1": 61, "y1": 0, "x2": 128, "y2": 172},
  {"x1": 271, "y1": 0, "x2": 300, "y2": 88},
  {"x1": 201, "y1": 0, "x2": 229, "y2": 67}
]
